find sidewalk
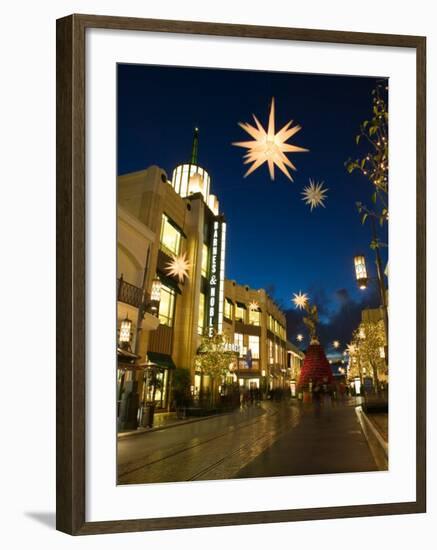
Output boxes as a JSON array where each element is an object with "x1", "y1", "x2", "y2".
[
  {"x1": 366, "y1": 412, "x2": 388, "y2": 442},
  {"x1": 118, "y1": 404, "x2": 263, "y2": 439}
]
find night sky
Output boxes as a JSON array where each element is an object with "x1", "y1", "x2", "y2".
[{"x1": 117, "y1": 64, "x2": 388, "y2": 352}]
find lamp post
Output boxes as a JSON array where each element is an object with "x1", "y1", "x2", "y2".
[
  {"x1": 353, "y1": 217, "x2": 388, "y2": 368},
  {"x1": 134, "y1": 275, "x2": 162, "y2": 356}
]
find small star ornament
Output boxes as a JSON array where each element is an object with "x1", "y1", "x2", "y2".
[
  {"x1": 301, "y1": 179, "x2": 328, "y2": 211},
  {"x1": 292, "y1": 291, "x2": 308, "y2": 310},
  {"x1": 248, "y1": 300, "x2": 260, "y2": 311},
  {"x1": 232, "y1": 98, "x2": 308, "y2": 181},
  {"x1": 165, "y1": 252, "x2": 191, "y2": 283}
]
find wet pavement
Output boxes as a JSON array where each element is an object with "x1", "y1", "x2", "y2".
[
  {"x1": 237, "y1": 399, "x2": 379, "y2": 479},
  {"x1": 117, "y1": 398, "x2": 380, "y2": 485}
]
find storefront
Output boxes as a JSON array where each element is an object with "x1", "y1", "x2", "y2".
[{"x1": 143, "y1": 352, "x2": 176, "y2": 410}]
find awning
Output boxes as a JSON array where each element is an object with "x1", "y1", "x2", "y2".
[
  {"x1": 117, "y1": 347, "x2": 140, "y2": 361},
  {"x1": 146, "y1": 352, "x2": 176, "y2": 369}
]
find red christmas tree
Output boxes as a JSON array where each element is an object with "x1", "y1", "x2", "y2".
[
  {"x1": 292, "y1": 297, "x2": 333, "y2": 389},
  {"x1": 298, "y1": 341, "x2": 333, "y2": 389}
]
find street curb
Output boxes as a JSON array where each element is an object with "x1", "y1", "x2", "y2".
[{"x1": 355, "y1": 405, "x2": 388, "y2": 470}]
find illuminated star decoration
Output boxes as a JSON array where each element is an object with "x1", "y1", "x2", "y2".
[
  {"x1": 232, "y1": 98, "x2": 308, "y2": 181},
  {"x1": 248, "y1": 300, "x2": 260, "y2": 311},
  {"x1": 296, "y1": 334, "x2": 304, "y2": 342},
  {"x1": 333, "y1": 340, "x2": 340, "y2": 349},
  {"x1": 301, "y1": 179, "x2": 328, "y2": 211},
  {"x1": 292, "y1": 291, "x2": 308, "y2": 310},
  {"x1": 165, "y1": 252, "x2": 191, "y2": 283}
]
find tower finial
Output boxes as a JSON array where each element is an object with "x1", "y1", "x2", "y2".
[{"x1": 190, "y1": 127, "x2": 199, "y2": 165}]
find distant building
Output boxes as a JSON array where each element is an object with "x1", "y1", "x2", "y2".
[{"x1": 221, "y1": 280, "x2": 288, "y2": 392}]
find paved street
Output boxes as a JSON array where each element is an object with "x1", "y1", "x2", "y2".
[
  {"x1": 237, "y1": 399, "x2": 378, "y2": 479},
  {"x1": 118, "y1": 398, "x2": 380, "y2": 485}
]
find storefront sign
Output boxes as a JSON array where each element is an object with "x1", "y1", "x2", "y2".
[{"x1": 208, "y1": 218, "x2": 226, "y2": 336}]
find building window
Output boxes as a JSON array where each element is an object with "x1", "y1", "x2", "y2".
[
  {"x1": 249, "y1": 307, "x2": 260, "y2": 326},
  {"x1": 235, "y1": 303, "x2": 246, "y2": 323},
  {"x1": 248, "y1": 335, "x2": 260, "y2": 359},
  {"x1": 158, "y1": 284, "x2": 176, "y2": 327},
  {"x1": 268, "y1": 339, "x2": 274, "y2": 364},
  {"x1": 160, "y1": 214, "x2": 182, "y2": 257},
  {"x1": 201, "y1": 243, "x2": 209, "y2": 278},
  {"x1": 224, "y1": 298, "x2": 233, "y2": 320},
  {"x1": 198, "y1": 292, "x2": 205, "y2": 335},
  {"x1": 234, "y1": 333, "x2": 244, "y2": 357},
  {"x1": 268, "y1": 314, "x2": 275, "y2": 332}
]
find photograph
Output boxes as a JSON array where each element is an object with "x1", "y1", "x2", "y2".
[{"x1": 115, "y1": 63, "x2": 389, "y2": 485}]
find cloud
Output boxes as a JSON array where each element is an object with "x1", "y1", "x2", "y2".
[{"x1": 285, "y1": 285, "x2": 380, "y2": 349}]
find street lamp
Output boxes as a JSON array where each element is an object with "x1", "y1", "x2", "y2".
[{"x1": 354, "y1": 255, "x2": 368, "y2": 289}]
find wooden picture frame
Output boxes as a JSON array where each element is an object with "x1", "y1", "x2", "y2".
[{"x1": 56, "y1": 13, "x2": 426, "y2": 535}]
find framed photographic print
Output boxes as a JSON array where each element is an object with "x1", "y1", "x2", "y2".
[{"x1": 56, "y1": 14, "x2": 426, "y2": 535}]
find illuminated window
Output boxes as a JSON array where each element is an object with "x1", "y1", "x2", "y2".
[
  {"x1": 201, "y1": 243, "x2": 209, "y2": 278},
  {"x1": 160, "y1": 214, "x2": 182, "y2": 256},
  {"x1": 248, "y1": 335, "x2": 260, "y2": 359},
  {"x1": 224, "y1": 299, "x2": 233, "y2": 320},
  {"x1": 158, "y1": 284, "x2": 176, "y2": 327},
  {"x1": 235, "y1": 303, "x2": 246, "y2": 323},
  {"x1": 234, "y1": 333, "x2": 244, "y2": 356},
  {"x1": 268, "y1": 339, "x2": 274, "y2": 364},
  {"x1": 249, "y1": 307, "x2": 260, "y2": 326},
  {"x1": 268, "y1": 315, "x2": 275, "y2": 331},
  {"x1": 197, "y1": 293, "x2": 205, "y2": 335}
]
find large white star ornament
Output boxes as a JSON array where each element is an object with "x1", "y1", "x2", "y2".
[
  {"x1": 301, "y1": 179, "x2": 329, "y2": 211},
  {"x1": 248, "y1": 301, "x2": 260, "y2": 311},
  {"x1": 292, "y1": 291, "x2": 308, "y2": 310},
  {"x1": 165, "y1": 252, "x2": 191, "y2": 283},
  {"x1": 232, "y1": 98, "x2": 308, "y2": 181}
]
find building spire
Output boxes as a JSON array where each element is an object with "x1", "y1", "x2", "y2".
[{"x1": 190, "y1": 127, "x2": 199, "y2": 165}]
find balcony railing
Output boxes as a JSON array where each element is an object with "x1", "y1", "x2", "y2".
[{"x1": 117, "y1": 277, "x2": 144, "y2": 308}]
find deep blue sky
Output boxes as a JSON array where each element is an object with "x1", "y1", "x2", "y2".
[{"x1": 117, "y1": 64, "x2": 388, "y2": 348}]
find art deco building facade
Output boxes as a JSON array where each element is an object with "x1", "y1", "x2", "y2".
[{"x1": 116, "y1": 133, "x2": 303, "y2": 425}]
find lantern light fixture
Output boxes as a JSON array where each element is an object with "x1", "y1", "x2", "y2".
[
  {"x1": 119, "y1": 315, "x2": 132, "y2": 345},
  {"x1": 354, "y1": 255, "x2": 368, "y2": 290},
  {"x1": 150, "y1": 277, "x2": 162, "y2": 307}
]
